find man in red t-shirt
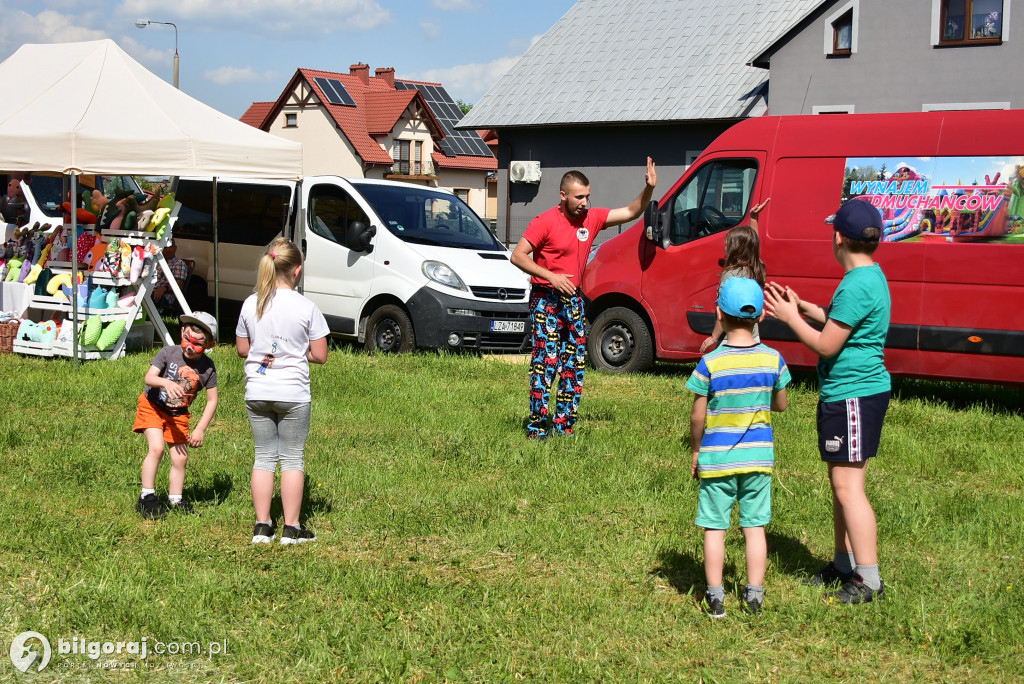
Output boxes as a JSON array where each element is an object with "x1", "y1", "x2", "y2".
[{"x1": 511, "y1": 158, "x2": 657, "y2": 438}]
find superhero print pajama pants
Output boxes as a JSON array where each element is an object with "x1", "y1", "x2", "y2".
[{"x1": 527, "y1": 287, "x2": 587, "y2": 437}]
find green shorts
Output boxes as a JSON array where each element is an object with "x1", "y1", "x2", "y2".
[{"x1": 696, "y1": 472, "x2": 772, "y2": 530}]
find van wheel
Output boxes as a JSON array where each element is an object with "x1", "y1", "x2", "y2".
[
  {"x1": 365, "y1": 305, "x2": 415, "y2": 353},
  {"x1": 587, "y1": 307, "x2": 653, "y2": 373}
]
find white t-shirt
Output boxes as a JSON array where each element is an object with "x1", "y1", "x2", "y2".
[{"x1": 235, "y1": 288, "x2": 330, "y2": 403}]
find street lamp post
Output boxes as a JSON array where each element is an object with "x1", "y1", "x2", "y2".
[{"x1": 135, "y1": 19, "x2": 179, "y2": 88}]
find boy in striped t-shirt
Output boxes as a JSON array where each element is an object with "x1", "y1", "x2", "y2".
[{"x1": 686, "y1": 277, "x2": 790, "y2": 618}]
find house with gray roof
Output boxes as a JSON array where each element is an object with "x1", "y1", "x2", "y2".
[
  {"x1": 461, "y1": 0, "x2": 1021, "y2": 246},
  {"x1": 459, "y1": 0, "x2": 822, "y2": 245},
  {"x1": 751, "y1": 0, "x2": 1023, "y2": 115}
]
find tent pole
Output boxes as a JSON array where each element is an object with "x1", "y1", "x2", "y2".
[
  {"x1": 70, "y1": 172, "x2": 79, "y2": 367},
  {"x1": 212, "y1": 177, "x2": 219, "y2": 339}
]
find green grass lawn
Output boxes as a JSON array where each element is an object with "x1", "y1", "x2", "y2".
[{"x1": 1, "y1": 343, "x2": 1022, "y2": 682}]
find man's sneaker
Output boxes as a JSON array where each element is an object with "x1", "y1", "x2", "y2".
[
  {"x1": 251, "y1": 522, "x2": 276, "y2": 544},
  {"x1": 804, "y1": 561, "x2": 854, "y2": 587},
  {"x1": 136, "y1": 493, "x2": 168, "y2": 520},
  {"x1": 703, "y1": 593, "x2": 726, "y2": 619},
  {"x1": 169, "y1": 500, "x2": 195, "y2": 515},
  {"x1": 280, "y1": 525, "x2": 317, "y2": 545},
  {"x1": 743, "y1": 597, "x2": 763, "y2": 615},
  {"x1": 825, "y1": 574, "x2": 886, "y2": 605}
]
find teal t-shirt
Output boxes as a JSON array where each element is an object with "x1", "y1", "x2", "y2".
[{"x1": 817, "y1": 264, "x2": 891, "y2": 402}]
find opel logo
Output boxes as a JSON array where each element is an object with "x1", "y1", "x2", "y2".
[{"x1": 497, "y1": 288, "x2": 508, "y2": 301}]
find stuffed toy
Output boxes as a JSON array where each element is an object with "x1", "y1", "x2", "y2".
[
  {"x1": 96, "y1": 202, "x2": 122, "y2": 231},
  {"x1": 17, "y1": 258, "x2": 32, "y2": 282},
  {"x1": 136, "y1": 210, "x2": 154, "y2": 231},
  {"x1": 85, "y1": 240, "x2": 107, "y2": 270},
  {"x1": 95, "y1": 319, "x2": 126, "y2": 351},
  {"x1": 117, "y1": 292, "x2": 137, "y2": 309},
  {"x1": 46, "y1": 272, "x2": 73, "y2": 295},
  {"x1": 16, "y1": 319, "x2": 57, "y2": 344},
  {"x1": 129, "y1": 246, "x2": 146, "y2": 283},
  {"x1": 157, "y1": 192, "x2": 175, "y2": 210},
  {"x1": 62, "y1": 203, "x2": 98, "y2": 225},
  {"x1": 105, "y1": 288, "x2": 118, "y2": 308},
  {"x1": 149, "y1": 207, "x2": 171, "y2": 238},
  {"x1": 32, "y1": 268, "x2": 53, "y2": 296},
  {"x1": 139, "y1": 190, "x2": 164, "y2": 212},
  {"x1": 5, "y1": 257, "x2": 23, "y2": 282},
  {"x1": 87, "y1": 286, "x2": 109, "y2": 310},
  {"x1": 80, "y1": 314, "x2": 103, "y2": 346},
  {"x1": 76, "y1": 231, "x2": 97, "y2": 264},
  {"x1": 23, "y1": 262, "x2": 44, "y2": 285},
  {"x1": 50, "y1": 227, "x2": 70, "y2": 263},
  {"x1": 94, "y1": 238, "x2": 130, "y2": 280}
]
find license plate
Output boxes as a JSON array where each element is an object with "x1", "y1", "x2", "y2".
[{"x1": 490, "y1": 320, "x2": 525, "y2": 333}]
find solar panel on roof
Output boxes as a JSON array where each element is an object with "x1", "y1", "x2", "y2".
[
  {"x1": 314, "y1": 77, "x2": 356, "y2": 106},
  {"x1": 394, "y1": 80, "x2": 492, "y2": 158}
]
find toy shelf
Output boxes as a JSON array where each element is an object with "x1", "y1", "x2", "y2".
[{"x1": 14, "y1": 212, "x2": 185, "y2": 361}]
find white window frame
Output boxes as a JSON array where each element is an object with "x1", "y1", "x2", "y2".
[
  {"x1": 922, "y1": 101, "x2": 1011, "y2": 111},
  {"x1": 823, "y1": 1, "x2": 859, "y2": 55},
  {"x1": 812, "y1": 104, "x2": 855, "y2": 114},
  {"x1": 931, "y1": 0, "x2": 1011, "y2": 45}
]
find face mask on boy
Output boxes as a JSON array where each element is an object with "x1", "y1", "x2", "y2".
[{"x1": 181, "y1": 326, "x2": 207, "y2": 356}]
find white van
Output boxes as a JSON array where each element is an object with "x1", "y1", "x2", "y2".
[{"x1": 172, "y1": 176, "x2": 531, "y2": 353}]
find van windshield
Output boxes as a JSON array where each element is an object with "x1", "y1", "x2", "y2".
[
  {"x1": 352, "y1": 182, "x2": 503, "y2": 251},
  {"x1": 9, "y1": 173, "x2": 144, "y2": 219}
]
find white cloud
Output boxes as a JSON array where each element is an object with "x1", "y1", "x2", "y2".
[
  {"x1": 0, "y1": 9, "x2": 105, "y2": 57},
  {"x1": 117, "y1": 0, "x2": 392, "y2": 38},
  {"x1": 408, "y1": 55, "x2": 520, "y2": 102},
  {"x1": 205, "y1": 66, "x2": 276, "y2": 85},
  {"x1": 420, "y1": 18, "x2": 442, "y2": 40},
  {"x1": 431, "y1": 0, "x2": 482, "y2": 10}
]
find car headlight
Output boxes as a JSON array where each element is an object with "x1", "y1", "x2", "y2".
[{"x1": 422, "y1": 260, "x2": 467, "y2": 291}]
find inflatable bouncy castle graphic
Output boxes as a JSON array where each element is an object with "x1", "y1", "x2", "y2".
[{"x1": 842, "y1": 156, "x2": 1024, "y2": 244}]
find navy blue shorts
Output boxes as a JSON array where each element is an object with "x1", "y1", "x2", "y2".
[{"x1": 816, "y1": 391, "x2": 890, "y2": 463}]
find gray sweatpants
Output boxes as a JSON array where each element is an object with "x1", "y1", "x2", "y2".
[{"x1": 246, "y1": 400, "x2": 311, "y2": 472}]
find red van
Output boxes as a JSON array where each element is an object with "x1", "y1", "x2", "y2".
[{"x1": 582, "y1": 110, "x2": 1024, "y2": 385}]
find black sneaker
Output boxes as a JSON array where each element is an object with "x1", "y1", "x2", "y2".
[
  {"x1": 825, "y1": 573, "x2": 886, "y2": 605},
  {"x1": 804, "y1": 561, "x2": 854, "y2": 587},
  {"x1": 169, "y1": 500, "x2": 195, "y2": 515},
  {"x1": 251, "y1": 522, "x2": 276, "y2": 544},
  {"x1": 703, "y1": 593, "x2": 726, "y2": 619},
  {"x1": 743, "y1": 596, "x2": 763, "y2": 615},
  {"x1": 136, "y1": 493, "x2": 168, "y2": 520},
  {"x1": 280, "y1": 525, "x2": 317, "y2": 545}
]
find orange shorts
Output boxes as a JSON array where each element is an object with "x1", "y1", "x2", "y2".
[{"x1": 133, "y1": 393, "x2": 190, "y2": 444}]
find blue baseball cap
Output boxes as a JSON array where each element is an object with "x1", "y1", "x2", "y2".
[
  {"x1": 718, "y1": 277, "x2": 763, "y2": 319},
  {"x1": 826, "y1": 199, "x2": 883, "y2": 240}
]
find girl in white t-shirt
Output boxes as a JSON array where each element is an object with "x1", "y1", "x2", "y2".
[{"x1": 236, "y1": 237, "x2": 330, "y2": 545}]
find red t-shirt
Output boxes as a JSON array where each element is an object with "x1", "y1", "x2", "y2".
[{"x1": 522, "y1": 205, "x2": 611, "y2": 289}]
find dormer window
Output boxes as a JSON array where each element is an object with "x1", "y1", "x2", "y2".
[
  {"x1": 940, "y1": 0, "x2": 1003, "y2": 45},
  {"x1": 832, "y1": 11, "x2": 853, "y2": 55}
]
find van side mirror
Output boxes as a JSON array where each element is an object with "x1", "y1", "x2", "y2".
[
  {"x1": 644, "y1": 200, "x2": 669, "y2": 250},
  {"x1": 346, "y1": 220, "x2": 376, "y2": 253}
]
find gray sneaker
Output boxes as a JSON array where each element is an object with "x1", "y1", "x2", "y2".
[
  {"x1": 804, "y1": 561, "x2": 854, "y2": 587},
  {"x1": 703, "y1": 593, "x2": 726, "y2": 619},
  {"x1": 280, "y1": 525, "x2": 317, "y2": 545},
  {"x1": 825, "y1": 574, "x2": 886, "y2": 605}
]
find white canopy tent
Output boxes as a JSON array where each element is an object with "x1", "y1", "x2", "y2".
[
  {"x1": 0, "y1": 39, "x2": 302, "y2": 177},
  {"x1": 0, "y1": 39, "x2": 302, "y2": 362}
]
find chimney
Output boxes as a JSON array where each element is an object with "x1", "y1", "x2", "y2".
[
  {"x1": 350, "y1": 63, "x2": 369, "y2": 84},
  {"x1": 375, "y1": 67, "x2": 395, "y2": 88}
]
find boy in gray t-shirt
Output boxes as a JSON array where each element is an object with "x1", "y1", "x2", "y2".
[{"x1": 132, "y1": 312, "x2": 219, "y2": 519}]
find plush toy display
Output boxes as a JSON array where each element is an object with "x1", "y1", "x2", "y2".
[
  {"x1": 136, "y1": 210, "x2": 154, "y2": 231},
  {"x1": 5, "y1": 258, "x2": 23, "y2": 282},
  {"x1": 87, "y1": 286, "x2": 108, "y2": 310},
  {"x1": 149, "y1": 207, "x2": 171, "y2": 238}
]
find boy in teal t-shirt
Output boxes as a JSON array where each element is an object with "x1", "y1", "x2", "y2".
[{"x1": 765, "y1": 199, "x2": 891, "y2": 605}]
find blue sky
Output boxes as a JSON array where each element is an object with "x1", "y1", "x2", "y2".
[{"x1": 0, "y1": 0, "x2": 576, "y2": 118}]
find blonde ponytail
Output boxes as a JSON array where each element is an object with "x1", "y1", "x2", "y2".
[{"x1": 255, "y1": 237, "x2": 302, "y2": 319}]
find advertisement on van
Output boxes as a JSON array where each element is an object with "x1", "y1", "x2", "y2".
[{"x1": 842, "y1": 156, "x2": 1024, "y2": 244}]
